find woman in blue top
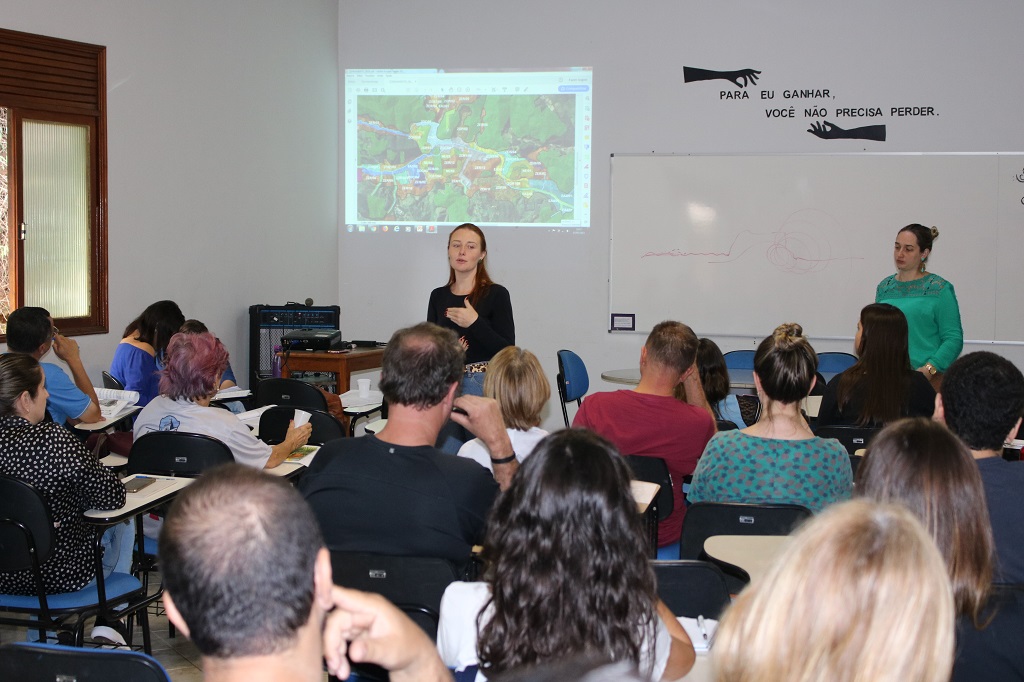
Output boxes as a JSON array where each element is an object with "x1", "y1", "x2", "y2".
[
  {"x1": 109, "y1": 300, "x2": 184, "y2": 406},
  {"x1": 695, "y1": 338, "x2": 746, "y2": 428},
  {"x1": 689, "y1": 323, "x2": 852, "y2": 512}
]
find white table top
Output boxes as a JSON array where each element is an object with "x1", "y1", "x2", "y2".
[
  {"x1": 801, "y1": 394, "x2": 822, "y2": 418},
  {"x1": 630, "y1": 479, "x2": 660, "y2": 514},
  {"x1": 84, "y1": 474, "x2": 193, "y2": 524},
  {"x1": 74, "y1": 406, "x2": 141, "y2": 432},
  {"x1": 600, "y1": 368, "x2": 756, "y2": 391},
  {"x1": 703, "y1": 534, "x2": 792, "y2": 585}
]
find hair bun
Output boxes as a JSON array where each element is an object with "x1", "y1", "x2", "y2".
[
  {"x1": 773, "y1": 322, "x2": 804, "y2": 347},
  {"x1": 930, "y1": 226, "x2": 939, "y2": 240}
]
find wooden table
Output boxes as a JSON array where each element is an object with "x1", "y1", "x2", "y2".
[{"x1": 279, "y1": 348, "x2": 385, "y2": 391}]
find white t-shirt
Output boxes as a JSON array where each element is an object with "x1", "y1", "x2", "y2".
[
  {"x1": 456, "y1": 427, "x2": 548, "y2": 474},
  {"x1": 437, "y1": 581, "x2": 670, "y2": 681},
  {"x1": 133, "y1": 396, "x2": 272, "y2": 469}
]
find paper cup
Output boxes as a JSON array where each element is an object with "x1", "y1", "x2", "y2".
[
  {"x1": 357, "y1": 378, "x2": 371, "y2": 398},
  {"x1": 293, "y1": 409, "x2": 311, "y2": 427}
]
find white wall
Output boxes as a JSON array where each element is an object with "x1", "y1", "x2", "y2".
[
  {"x1": 1, "y1": 0, "x2": 340, "y2": 385},
  {"x1": 338, "y1": 0, "x2": 1024, "y2": 431}
]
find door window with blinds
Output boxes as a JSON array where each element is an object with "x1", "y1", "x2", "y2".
[{"x1": 0, "y1": 28, "x2": 107, "y2": 338}]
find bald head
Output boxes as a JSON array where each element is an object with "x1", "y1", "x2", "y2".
[{"x1": 159, "y1": 465, "x2": 324, "y2": 658}]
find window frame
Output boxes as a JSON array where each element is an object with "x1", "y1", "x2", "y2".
[{"x1": 0, "y1": 27, "x2": 108, "y2": 340}]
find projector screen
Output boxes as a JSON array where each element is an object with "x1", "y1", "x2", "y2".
[{"x1": 343, "y1": 68, "x2": 592, "y2": 235}]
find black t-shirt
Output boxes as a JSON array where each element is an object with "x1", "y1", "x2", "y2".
[
  {"x1": 816, "y1": 369, "x2": 935, "y2": 428},
  {"x1": 953, "y1": 585, "x2": 1024, "y2": 681},
  {"x1": 299, "y1": 435, "x2": 499, "y2": 565},
  {"x1": 426, "y1": 284, "x2": 515, "y2": 364}
]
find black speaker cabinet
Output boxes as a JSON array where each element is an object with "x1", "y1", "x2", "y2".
[{"x1": 248, "y1": 304, "x2": 340, "y2": 387}]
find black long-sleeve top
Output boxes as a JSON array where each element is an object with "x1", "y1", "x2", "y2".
[{"x1": 427, "y1": 284, "x2": 515, "y2": 364}]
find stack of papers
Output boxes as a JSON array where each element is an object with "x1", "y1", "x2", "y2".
[
  {"x1": 214, "y1": 386, "x2": 251, "y2": 400},
  {"x1": 237, "y1": 404, "x2": 275, "y2": 428}
]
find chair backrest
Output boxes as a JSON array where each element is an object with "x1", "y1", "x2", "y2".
[
  {"x1": 623, "y1": 455, "x2": 674, "y2": 522},
  {"x1": 716, "y1": 419, "x2": 739, "y2": 431},
  {"x1": 722, "y1": 350, "x2": 756, "y2": 370},
  {"x1": 736, "y1": 394, "x2": 761, "y2": 425},
  {"x1": 679, "y1": 502, "x2": 812, "y2": 561},
  {"x1": 814, "y1": 425, "x2": 882, "y2": 455},
  {"x1": 0, "y1": 642, "x2": 171, "y2": 682},
  {"x1": 556, "y1": 349, "x2": 589, "y2": 427},
  {"x1": 0, "y1": 476, "x2": 54, "y2": 573},
  {"x1": 258, "y1": 406, "x2": 346, "y2": 446},
  {"x1": 329, "y1": 551, "x2": 459, "y2": 640},
  {"x1": 651, "y1": 560, "x2": 732, "y2": 619},
  {"x1": 816, "y1": 351, "x2": 858, "y2": 375},
  {"x1": 102, "y1": 371, "x2": 125, "y2": 391},
  {"x1": 128, "y1": 432, "x2": 234, "y2": 477},
  {"x1": 254, "y1": 378, "x2": 329, "y2": 410}
]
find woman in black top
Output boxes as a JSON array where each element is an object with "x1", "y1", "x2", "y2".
[
  {"x1": 817, "y1": 303, "x2": 935, "y2": 427},
  {"x1": 427, "y1": 223, "x2": 514, "y2": 395}
]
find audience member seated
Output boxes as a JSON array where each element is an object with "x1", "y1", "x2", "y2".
[
  {"x1": 133, "y1": 332, "x2": 310, "y2": 469},
  {"x1": 935, "y1": 351, "x2": 1024, "y2": 584},
  {"x1": 179, "y1": 319, "x2": 245, "y2": 414},
  {"x1": 457, "y1": 345, "x2": 550, "y2": 475},
  {"x1": 857, "y1": 418, "x2": 1024, "y2": 681},
  {"x1": 4, "y1": 307, "x2": 102, "y2": 427},
  {"x1": 713, "y1": 500, "x2": 954, "y2": 682},
  {"x1": 0, "y1": 354, "x2": 131, "y2": 597},
  {"x1": 438, "y1": 429, "x2": 695, "y2": 681},
  {"x1": 299, "y1": 322, "x2": 514, "y2": 570},
  {"x1": 109, "y1": 300, "x2": 185, "y2": 407},
  {"x1": 160, "y1": 464, "x2": 451, "y2": 682},
  {"x1": 816, "y1": 303, "x2": 935, "y2": 427},
  {"x1": 692, "y1": 338, "x2": 747, "y2": 428},
  {"x1": 689, "y1": 323, "x2": 852, "y2": 512},
  {"x1": 573, "y1": 321, "x2": 715, "y2": 547}
]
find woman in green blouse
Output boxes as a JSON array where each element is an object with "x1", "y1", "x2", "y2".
[{"x1": 875, "y1": 224, "x2": 963, "y2": 389}]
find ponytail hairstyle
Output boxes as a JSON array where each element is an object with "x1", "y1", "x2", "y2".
[
  {"x1": 446, "y1": 223, "x2": 493, "y2": 307},
  {"x1": 835, "y1": 304, "x2": 914, "y2": 426},
  {"x1": 754, "y1": 323, "x2": 817, "y2": 404},
  {"x1": 898, "y1": 224, "x2": 939, "y2": 272},
  {"x1": 0, "y1": 353, "x2": 44, "y2": 417}
]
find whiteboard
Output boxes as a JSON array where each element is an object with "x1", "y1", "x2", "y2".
[{"x1": 609, "y1": 153, "x2": 1024, "y2": 342}]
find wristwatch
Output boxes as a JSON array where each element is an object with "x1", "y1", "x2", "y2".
[{"x1": 924, "y1": 363, "x2": 938, "y2": 376}]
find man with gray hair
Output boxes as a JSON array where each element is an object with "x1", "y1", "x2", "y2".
[{"x1": 299, "y1": 322, "x2": 516, "y2": 570}]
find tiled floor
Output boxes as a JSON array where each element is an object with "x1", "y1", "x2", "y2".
[
  {"x1": 0, "y1": 574, "x2": 204, "y2": 681},
  {"x1": 0, "y1": 573, "x2": 333, "y2": 681}
]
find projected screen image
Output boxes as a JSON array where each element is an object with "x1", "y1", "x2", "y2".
[{"x1": 344, "y1": 68, "x2": 592, "y2": 234}]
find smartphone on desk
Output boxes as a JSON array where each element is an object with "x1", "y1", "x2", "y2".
[{"x1": 124, "y1": 477, "x2": 155, "y2": 494}]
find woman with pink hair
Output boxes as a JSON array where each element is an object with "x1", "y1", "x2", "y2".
[{"x1": 133, "y1": 332, "x2": 310, "y2": 469}]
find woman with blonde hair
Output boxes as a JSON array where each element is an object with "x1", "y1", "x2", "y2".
[
  {"x1": 714, "y1": 499, "x2": 955, "y2": 682},
  {"x1": 688, "y1": 323, "x2": 852, "y2": 512},
  {"x1": 457, "y1": 346, "x2": 550, "y2": 475}
]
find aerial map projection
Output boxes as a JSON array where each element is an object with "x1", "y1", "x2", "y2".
[{"x1": 355, "y1": 93, "x2": 579, "y2": 226}]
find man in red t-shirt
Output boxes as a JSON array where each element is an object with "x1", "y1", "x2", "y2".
[{"x1": 573, "y1": 321, "x2": 716, "y2": 547}]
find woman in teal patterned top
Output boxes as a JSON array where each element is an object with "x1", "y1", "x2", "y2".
[
  {"x1": 688, "y1": 323, "x2": 852, "y2": 512},
  {"x1": 875, "y1": 224, "x2": 963, "y2": 389}
]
